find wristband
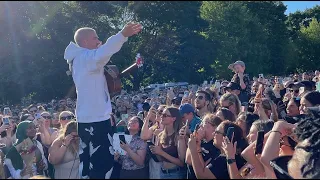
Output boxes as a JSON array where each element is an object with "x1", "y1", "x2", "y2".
[{"x1": 270, "y1": 130, "x2": 282, "y2": 136}]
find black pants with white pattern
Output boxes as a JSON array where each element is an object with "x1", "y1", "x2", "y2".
[{"x1": 78, "y1": 119, "x2": 114, "y2": 179}]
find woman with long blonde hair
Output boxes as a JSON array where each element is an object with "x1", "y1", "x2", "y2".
[{"x1": 48, "y1": 121, "x2": 79, "y2": 179}]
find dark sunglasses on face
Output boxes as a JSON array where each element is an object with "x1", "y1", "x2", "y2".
[
  {"x1": 30, "y1": 110, "x2": 37, "y2": 113},
  {"x1": 161, "y1": 113, "x2": 172, "y2": 118},
  {"x1": 42, "y1": 115, "x2": 52, "y2": 120},
  {"x1": 156, "y1": 110, "x2": 164, "y2": 115},
  {"x1": 60, "y1": 116, "x2": 75, "y2": 120},
  {"x1": 289, "y1": 89, "x2": 299, "y2": 93},
  {"x1": 214, "y1": 130, "x2": 225, "y2": 136},
  {"x1": 196, "y1": 96, "x2": 204, "y2": 100}
]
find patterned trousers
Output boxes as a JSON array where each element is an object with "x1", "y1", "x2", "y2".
[{"x1": 78, "y1": 120, "x2": 114, "y2": 179}]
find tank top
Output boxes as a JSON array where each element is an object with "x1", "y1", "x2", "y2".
[{"x1": 161, "y1": 133, "x2": 178, "y2": 162}]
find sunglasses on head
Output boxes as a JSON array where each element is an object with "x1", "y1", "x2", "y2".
[
  {"x1": 60, "y1": 116, "x2": 75, "y2": 120},
  {"x1": 42, "y1": 115, "x2": 52, "y2": 120}
]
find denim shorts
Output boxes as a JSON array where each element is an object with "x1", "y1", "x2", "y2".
[{"x1": 160, "y1": 167, "x2": 185, "y2": 179}]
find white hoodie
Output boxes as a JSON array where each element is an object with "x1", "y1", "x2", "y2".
[{"x1": 64, "y1": 32, "x2": 128, "y2": 123}]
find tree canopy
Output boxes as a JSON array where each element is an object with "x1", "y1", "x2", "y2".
[{"x1": 0, "y1": 1, "x2": 319, "y2": 104}]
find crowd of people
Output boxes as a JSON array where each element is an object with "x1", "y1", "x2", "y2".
[{"x1": 1, "y1": 59, "x2": 320, "y2": 179}]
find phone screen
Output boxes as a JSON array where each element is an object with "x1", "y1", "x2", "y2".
[
  {"x1": 119, "y1": 135, "x2": 126, "y2": 144},
  {"x1": 255, "y1": 131, "x2": 265, "y2": 155},
  {"x1": 226, "y1": 127, "x2": 234, "y2": 141},
  {"x1": 3, "y1": 117, "x2": 10, "y2": 125}
]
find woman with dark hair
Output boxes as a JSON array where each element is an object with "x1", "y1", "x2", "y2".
[
  {"x1": 286, "y1": 98, "x2": 300, "y2": 117},
  {"x1": 114, "y1": 116, "x2": 148, "y2": 179},
  {"x1": 299, "y1": 91, "x2": 320, "y2": 115},
  {"x1": 189, "y1": 121, "x2": 247, "y2": 179},
  {"x1": 236, "y1": 112, "x2": 259, "y2": 137},
  {"x1": 48, "y1": 121, "x2": 79, "y2": 179},
  {"x1": 149, "y1": 107, "x2": 185, "y2": 179},
  {"x1": 216, "y1": 107, "x2": 236, "y2": 122},
  {"x1": 185, "y1": 114, "x2": 222, "y2": 179}
]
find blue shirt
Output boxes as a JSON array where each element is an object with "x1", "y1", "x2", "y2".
[{"x1": 189, "y1": 115, "x2": 202, "y2": 133}]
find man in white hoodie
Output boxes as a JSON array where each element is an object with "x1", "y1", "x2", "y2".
[{"x1": 64, "y1": 22, "x2": 142, "y2": 179}]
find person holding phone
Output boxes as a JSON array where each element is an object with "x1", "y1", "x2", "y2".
[
  {"x1": 140, "y1": 105, "x2": 165, "y2": 179},
  {"x1": 149, "y1": 107, "x2": 185, "y2": 179},
  {"x1": 0, "y1": 118, "x2": 17, "y2": 154},
  {"x1": 48, "y1": 121, "x2": 79, "y2": 179},
  {"x1": 114, "y1": 116, "x2": 148, "y2": 179},
  {"x1": 260, "y1": 121, "x2": 297, "y2": 179},
  {"x1": 4, "y1": 121, "x2": 48, "y2": 179},
  {"x1": 185, "y1": 114, "x2": 222, "y2": 179},
  {"x1": 189, "y1": 121, "x2": 247, "y2": 179},
  {"x1": 64, "y1": 22, "x2": 142, "y2": 179},
  {"x1": 228, "y1": 61, "x2": 251, "y2": 103}
]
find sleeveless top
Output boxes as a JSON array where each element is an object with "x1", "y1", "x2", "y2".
[
  {"x1": 160, "y1": 133, "x2": 178, "y2": 162},
  {"x1": 54, "y1": 148, "x2": 80, "y2": 179}
]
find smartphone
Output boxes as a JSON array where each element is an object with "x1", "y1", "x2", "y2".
[
  {"x1": 215, "y1": 80, "x2": 221, "y2": 90},
  {"x1": 35, "y1": 113, "x2": 41, "y2": 119},
  {"x1": 259, "y1": 74, "x2": 264, "y2": 79},
  {"x1": 226, "y1": 127, "x2": 235, "y2": 142},
  {"x1": 2, "y1": 117, "x2": 10, "y2": 125},
  {"x1": 3, "y1": 107, "x2": 11, "y2": 116},
  {"x1": 146, "y1": 141, "x2": 160, "y2": 162},
  {"x1": 254, "y1": 131, "x2": 265, "y2": 155},
  {"x1": 316, "y1": 82, "x2": 320, "y2": 92},
  {"x1": 119, "y1": 134, "x2": 126, "y2": 144},
  {"x1": 138, "y1": 113, "x2": 144, "y2": 120},
  {"x1": 183, "y1": 91, "x2": 189, "y2": 98}
]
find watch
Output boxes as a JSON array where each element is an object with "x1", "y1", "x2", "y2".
[{"x1": 227, "y1": 158, "x2": 236, "y2": 164}]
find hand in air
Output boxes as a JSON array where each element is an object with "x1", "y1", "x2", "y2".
[{"x1": 121, "y1": 22, "x2": 142, "y2": 37}]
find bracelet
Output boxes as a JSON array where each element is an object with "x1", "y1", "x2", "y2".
[
  {"x1": 270, "y1": 131, "x2": 282, "y2": 136},
  {"x1": 62, "y1": 143, "x2": 67, "y2": 147}
]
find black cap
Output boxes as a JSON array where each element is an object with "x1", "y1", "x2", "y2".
[
  {"x1": 225, "y1": 82, "x2": 241, "y2": 91},
  {"x1": 293, "y1": 81, "x2": 315, "y2": 91}
]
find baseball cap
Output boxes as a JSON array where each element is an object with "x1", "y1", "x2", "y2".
[
  {"x1": 293, "y1": 81, "x2": 315, "y2": 91},
  {"x1": 228, "y1": 61, "x2": 245, "y2": 71},
  {"x1": 179, "y1": 103, "x2": 194, "y2": 115},
  {"x1": 225, "y1": 82, "x2": 241, "y2": 91}
]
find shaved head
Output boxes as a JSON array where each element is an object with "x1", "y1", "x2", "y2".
[{"x1": 74, "y1": 27, "x2": 97, "y2": 47}]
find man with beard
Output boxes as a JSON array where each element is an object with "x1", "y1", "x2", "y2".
[{"x1": 194, "y1": 90, "x2": 211, "y2": 119}]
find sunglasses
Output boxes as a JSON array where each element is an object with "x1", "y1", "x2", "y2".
[
  {"x1": 30, "y1": 110, "x2": 37, "y2": 113},
  {"x1": 214, "y1": 130, "x2": 225, "y2": 136},
  {"x1": 156, "y1": 110, "x2": 164, "y2": 115},
  {"x1": 196, "y1": 95, "x2": 204, "y2": 100},
  {"x1": 161, "y1": 113, "x2": 172, "y2": 118},
  {"x1": 289, "y1": 89, "x2": 299, "y2": 93},
  {"x1": 60, "y1": 116, "x2": 75, "y2": 120},
  {"x1": 42, "y1": 115, "x2": 52, "y2": 120}
]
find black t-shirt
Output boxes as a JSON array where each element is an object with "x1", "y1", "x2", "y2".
[
  {"x1": 187, "y1": 140, "x2": 220, "y2": 179},
  {"x1": 208, "y1": 154, "x2": 246, "y2": 179}
]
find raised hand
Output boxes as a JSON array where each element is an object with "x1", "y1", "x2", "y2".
[{"x1": 121, "y1": 22, "x2": 142, "y2": 37}]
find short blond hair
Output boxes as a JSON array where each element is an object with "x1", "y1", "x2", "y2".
[{"x1": 74, "y1": 27, "x2": 95, "y2": 46}]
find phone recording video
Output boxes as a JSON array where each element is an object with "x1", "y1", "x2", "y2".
[
  {"x1": 226, "y1": 127, "x2": 234, "y2": 142},
  {"x1": 254, "y1": 131, "x2": 265, "y2": 155},
  {"x1": 119, "y1": 134, "x2": 126, "y2": 144}
]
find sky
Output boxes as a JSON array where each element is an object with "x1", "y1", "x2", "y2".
[{"x1": 283, "y1": 1, "x2": 320, "y2": 14}]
